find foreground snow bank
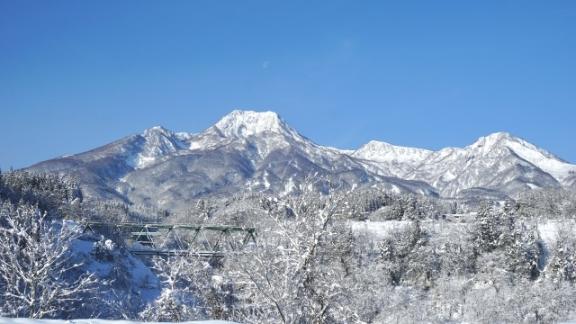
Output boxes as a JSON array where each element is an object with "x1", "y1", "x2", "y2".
[{"x1": 0, "y1": 319, "x2": 237, "y2": 324}]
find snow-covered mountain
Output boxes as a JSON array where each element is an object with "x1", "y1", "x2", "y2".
[
  {"x1": 354, "y1": 131, "x2": 576, "y2": 198},
  {"x1": 353, "y1": 141, "x2": 433, "y2": 176},
  {"x1": 26, "y1": 110, "x2": 576, "y2": 210}
]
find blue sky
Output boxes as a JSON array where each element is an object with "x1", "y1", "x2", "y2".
[{"x1": 1, "y1": 0, "x2": 575, "y2": 169}]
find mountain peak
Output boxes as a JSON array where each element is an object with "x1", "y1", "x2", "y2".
[
  {"x1": 469, "y1": 131, "x2": 518, "y2": 150},
  {"x1": 485, "y1": 131, "x2": 513, "y2": 140},
  {"x1": 363, "y1": 140, "x2": 395, "y2": 148},
  {"x1": 465, "y1": 131, "x2": 576, "y2": 183},
  {"x1": 214, "y1": 110, "x2": 290, "y2": 137},
  {"x1": 142, "y1": 125, "x2": 173, "y2": 138},
  {"x1": 133, "y1": 126, "x2": 184, "y2": 169},
  {"x1": 360, "y1": 140, "x2": 415, "y2": 152}
]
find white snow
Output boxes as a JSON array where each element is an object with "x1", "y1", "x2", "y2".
[
  {"x1": 175, "y1": 131, "x2": 195, "y2": 142},
  {"x1": 353, "y1": 140, "x2": 432, "y2": 164},
  {"x1": 505, "y1": 139, "x2": 576, "y2": 183},
  {"x1": 441, "y1": 170, "x2": 457, "y2": 182},
  {"x1": 538, "y1": 221, "x2": 560, "y2": 247},
  {"x1": 135, "y1": 114, "x2": 576, "y2": 192},
  {"x1": 526, "y1": 183, "x2": 541, "y2": 190},
  {"x1": 468, "y1": 132, "x2": 576, "y2": 183},
  {"x1": 69, "y1": 232, "x2": 161, "y2": 303},
  {"x1": 349, "y1": 220, "x2": 411, "y2": 239},
  {"x1": 263, "y1": 171, "x2": 271, "y2": 189},
  {"x1": 127, "y1": 126, "x2": 187, "y2": 169},
  {"x1": 189, "y1": 141, "x2": 203, "y2": 150},
  {"x1": 281, "y1": 176, "x2": 297, "y2": 196},
  {"x1": 468, "y1": 132, "x2": 512, "y2": 154},
  {"x1": 537, "y1": 221, "x2": 576, "y2": 271},
  {"x1": 117, "y1": 111, "x2": 576, "y2": 198},
  {"x1": 135, "y1": 155, "x2": 157, "y2": 169},
  {"x1": 214, "y1": 110, "x2": 291, "y2": 138}
]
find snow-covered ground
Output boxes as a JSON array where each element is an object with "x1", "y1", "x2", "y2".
[
  {"x1": 349, "y1": 220, "x2": 411, "y2": 239},
  {"x1": 67, "y1": 224, "x2": 161, "y2": 303},
  {"x1": 350, "y1": 216, "x2": 472, "y2": 241},
  {"x1": 537, "y1": 220, "x2": 576, "y2": 271},
  {"x1": 0, "y1": 319, "x2": 237, "y2": 324}
]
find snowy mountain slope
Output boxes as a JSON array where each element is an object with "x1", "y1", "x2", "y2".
[
  {"x1": 353, "y1": 140, "x2": 433, "y2": 164},
  {"x1": 352, "y1": 140, "x2": 433, "y2": 176},
  {"x1": 27, "y1": 111, "x2": 434, "y2": 211},
  {"x1": 27, "y1": 126, "x2": 189, "y2": 202},
  {"x1": 502, "y1": 134, "x2": 576, "y2": 185},
  {"x1": 400, "y1": 133, "x2": 561, "y2": 197},
  {"x1": 25, "y1": 110, "x2": 575, "y2": 210},
  {"x1": 354, "y1": 132, "x2": 571, "y2": 197},
  {"x1": 125, "y1": 111, "x2": 437, "y2": 210},
  {"x1": 132, "y1": 126, "x2": 188, "y2": 169},
  {"x1": 189, "y1": 110, "x2": 356, "y2": 169}
]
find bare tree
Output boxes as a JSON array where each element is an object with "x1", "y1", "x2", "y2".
[
  {"x1": 140, "y1": 254, "x2": 237, "y2": 322},
  {"x1": 229, "y1": 190, "x2": 354, "y2": 324},
  {"x1": 0, "y1": 203, "x2": 97, "y2": 318}
]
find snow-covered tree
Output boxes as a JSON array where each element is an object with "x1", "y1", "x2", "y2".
[
  {"x1": 140, "y1": 254, "x2": 236, "y2": 322},
  {"x1": 547, "y1": 227, "x2": 576, "y2": 283},
  {"x1": 0, "y1": 202, "x2": 97, "y2": 318},
  {"x1": 140, "y1": 256, "x2": 203, "y2": 322},
  {"x1": 229, "y1": 191, "x2": 355, "y2": 323}
]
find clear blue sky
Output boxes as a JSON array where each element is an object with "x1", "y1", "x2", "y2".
[{"x1": 1, "y1": 0, "x2": 575, "y2": 169}]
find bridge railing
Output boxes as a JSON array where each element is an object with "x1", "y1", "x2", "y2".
[{"x1": 83, "y1": 222, "x2": 257, "y2": 257}]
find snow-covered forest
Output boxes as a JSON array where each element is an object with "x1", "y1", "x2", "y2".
[{"x1": 2, "y1": 170, "x2": 576, "y2": 323}]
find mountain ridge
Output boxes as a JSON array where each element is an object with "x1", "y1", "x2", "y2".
[{"x1": 25, "y1": 110, "x2": 576, "y2": 211}]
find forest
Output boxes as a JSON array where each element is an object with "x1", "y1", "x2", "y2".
[{"x1": 1, "y1": 170, "x2": 576, "y2": 323}]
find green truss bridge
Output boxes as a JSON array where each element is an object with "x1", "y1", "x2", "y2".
[{"x1": 83, "y1": 222, "x2": 257, "y2": 258}]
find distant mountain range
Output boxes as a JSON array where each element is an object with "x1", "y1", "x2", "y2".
[{"x1": 26, "y1": 110, "x2": 576, "y2": 211}]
